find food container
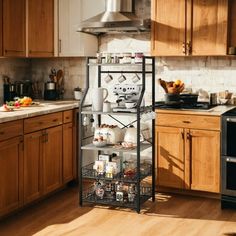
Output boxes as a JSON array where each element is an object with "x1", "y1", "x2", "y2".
[
  {"x1": 120, "y1": 53, "x2": 132, "y2": 64},
  {"x1": 94, "y1": 125, "x2": 124, "y2": 144},
  {"x1": 134, "y1": 52, "x2": 144, "y2": 64}
]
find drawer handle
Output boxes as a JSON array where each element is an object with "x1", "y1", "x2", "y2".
[
  {"x1": 0, "y1": 131, "x2": 5, "y2": 135},
  {"x1": 65, "y1": 117, "x2": 70, "y2": 119},
  {"x1": 52, "y1": 119, "x2": 58, "y2": 122},
  {"x1": 38, "y1": 121, "x2": 43, "y2": 125},
  {"x1": 183, "y1": 121, "x2": 191, "y2": 124}
]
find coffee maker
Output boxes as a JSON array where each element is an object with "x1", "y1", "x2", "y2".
[
  {"x1": 112, "y1": 84, "x2": 143, "y2": 113},
  {"x1": 3, "y1": 79, "x2": 32, "y2": 103},
  {"x1": 44, "y1": 82, "x2": 58, "y2": 100}
]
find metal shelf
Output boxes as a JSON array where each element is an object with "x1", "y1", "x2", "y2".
[
  {"x1": 82, "y1": 162, "x2": 152, "y2": 183},
  {"x1": 78, "y1": 56, "x2": 156, "y2": 213},
  {"x1": 81, "y1": 143, "x2": 151, "y2": 153},
  {"x1": 83, "y1": 194, "x2": 152, "y2": 210}
]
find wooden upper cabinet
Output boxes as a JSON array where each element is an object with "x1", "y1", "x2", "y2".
[
  {"x1": 28, "y1": 0, "x2": 54, "y2": 57},
  {"x1": 156, "y1": 126, "x2": 185, "y2": 189},
  {"x1": 0, "y1": 0, "x2": 2, "y2": 56},
  {"x1": 191, "y1": 0, "x2": 228, "y2": 55},
  {"x1": 3, "y1": 0, "x2": 26, "y2": 57},
  {"x1": 151, "y1": 0, "x2": 229, "y2": 56},
  {"x1": 151, "y1": 0, "x2": 186, "y2": 56}
]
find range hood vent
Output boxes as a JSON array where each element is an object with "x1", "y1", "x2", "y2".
[{"x1": 77, "y1": 0, "x2": 150, "y2": 35}]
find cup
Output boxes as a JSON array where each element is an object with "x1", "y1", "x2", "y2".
[
  {"x1": 103, "y1": 101, "x2": 111, "y2": 112},
  {"x1": 118, "y1": 74, "x2": 126, "y2": 83},
  {"x1": 104, "y1": 74, "x2": 113, "y2": 83},
  {"x1": 132, "y1": 73, "x2": 141, "y2": 83},
  {"x1": 125, "y1": 101, "x2": 137, "y2": 109}
]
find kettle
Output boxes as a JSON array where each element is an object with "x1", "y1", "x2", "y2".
[{"x1": 124, "y1": 125, "x2": 144, "y2": 145}]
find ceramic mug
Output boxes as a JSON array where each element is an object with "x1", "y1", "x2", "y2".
[
  {"x1": 104, "y1": 74, "x2": 113, "y2": 83},
  {"x1": 117, "y1": 74, "x2": 126, "y2": 83},
  {"x1": 132, "y1": 73, "x2": 141, "y2": 83},
  {"x1": 103, "y1": 101, "x2": 111, "y2": 112},
  {"x1": 92, "y1": 88, "x2": 108, "y2": 111}
]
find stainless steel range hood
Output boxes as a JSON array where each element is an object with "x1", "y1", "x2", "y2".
[{"x1": 77, "y1": 0, "x2": 150, "y2": 34}]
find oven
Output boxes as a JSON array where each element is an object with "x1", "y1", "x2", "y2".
[{"x1": 221, "y1": 108, "x2": 236, "y2": 208}]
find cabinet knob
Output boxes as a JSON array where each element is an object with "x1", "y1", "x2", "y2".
[
  {"x1": 182, "y1": 42, "x2": 186, "y2": 54},
  {"x1": 183, "y1": 120, "x2": 191, "y2": 124},
  {"x1": 0, "y1": 131, "x2": 4, "y2": 135}
]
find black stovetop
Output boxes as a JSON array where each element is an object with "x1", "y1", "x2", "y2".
[{"x1": 155, "y1": 101, "x2": 217, "y2": 110}]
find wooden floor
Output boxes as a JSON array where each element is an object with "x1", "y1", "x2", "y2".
[{"x1": 1, "y1": 187, "x2": 236, "y2": 236}]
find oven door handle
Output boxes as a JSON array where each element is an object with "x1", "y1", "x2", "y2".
[
  {"x1": 226, "y1": 118, "x2": 236, "y2": 122},
  {"x1": 226, "y1": 157, "x2": 236, "y2": 163}
]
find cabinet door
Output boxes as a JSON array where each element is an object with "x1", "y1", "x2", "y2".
[
  {"x1": 156, "y1": 126, "x2": 185, "y2": 189},
  {"x1": 0, "y1": 0, "x2": 2, "y2": 56},
  {"x1": 58, "y1": 0, "x2": 101, "y2": 57},
  {"x1": 63, "y1": 123, "x2": 74, "y2": 183},
  {"x1": 187, "y1": 129, "x2": 220, "y2": 193},
  {"x1": 151, "y1": 0, "x2": 186, "y2": 56},
  {"x1": 43, "y1": 126, "x2": 62, "y2": 194},
  {"x1": 191, "y1": 0, "x2": 228, "y2": 55},
  {"x1": 3, "y1": 0, "x2": 26, "y2": 57},
  {"x1": 28, "y1": 0, "x2": 54, "y2": 57},
  {"x1": 0, "y1": 137, "x2": 23, "y2": 217},
  {"x1": 24, "y1": 131, "x2": 43, "y2": 204}
]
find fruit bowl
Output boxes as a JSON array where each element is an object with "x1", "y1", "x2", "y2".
[{"x1": 93, "y1": 140, "x2": 107, "y2": 147}]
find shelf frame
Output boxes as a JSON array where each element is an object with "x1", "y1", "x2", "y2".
[{"x1": 78, "y1": 56, "x2": 156, "y2": 213}]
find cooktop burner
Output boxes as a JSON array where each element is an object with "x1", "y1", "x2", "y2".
[{"x1": 155, "y1": 101, "x2": 217, "y2": 110}]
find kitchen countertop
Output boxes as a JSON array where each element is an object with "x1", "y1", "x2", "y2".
[
  {"x1": 0, "y1": 100, "x2": 80, "y2": 123},
  {"x1": 155, "y1": 105, "x2": 235, "y2": 116}
]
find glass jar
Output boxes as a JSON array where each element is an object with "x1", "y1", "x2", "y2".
[
  {"x1": 123, "y1": 160, "x2": 136, "y2": 177},
  {"x1": 134, "y1": 52, "x2": 144, "y2": 64},
  {"x1": 120, "y1": 53, "x2": 132, "y2": 64}
]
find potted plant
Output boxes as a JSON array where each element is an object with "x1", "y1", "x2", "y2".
[{"x1": 74, "y1": 87, "x2": 83, "y2": 100}]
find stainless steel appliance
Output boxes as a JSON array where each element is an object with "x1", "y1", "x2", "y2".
[
  {"x1": 44, "y1": 82, "x2": 58, "y2": 100},
  {"x1": 112, "y1": 84, "x2": 143, "y2": 113},
  {"x1": 77, "y1": 0, "x2": 150, "y2": 34},
  {"x1": 221, "y1": 107, "x2": 236, "y2": 209}
]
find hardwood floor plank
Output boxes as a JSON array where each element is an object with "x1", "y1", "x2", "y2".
[{"x1": 0, "y1": 187, "x2": 236, "y2": 236}]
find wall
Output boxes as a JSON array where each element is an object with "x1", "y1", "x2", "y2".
[{"x1": 0, "y1": 58, "x2": 31, "y2": 102}]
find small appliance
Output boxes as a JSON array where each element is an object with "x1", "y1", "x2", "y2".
[
  {"x1": 44, "y1": 82, "x2": 58, "y2": 100},
  {"x1": 112, "y1": 84, "x2": 143, "y2": 113}
]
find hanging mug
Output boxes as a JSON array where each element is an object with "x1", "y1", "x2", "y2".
[{"x1": 91, "y1": 88, "x2": 108, "y2": 111}]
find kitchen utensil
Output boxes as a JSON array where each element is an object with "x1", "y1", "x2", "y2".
[
  {"x1": 56, "y1": 69, "x2": 63, "y2": 82},
  {"x1": 91, "y1": 87, "x2": 108, "y2": 111},
  {"x1": 164, "y1": 93, "x2": 180, "y2": 105},
  {"x1": 180, "y1": 93, "x2": 198, "y2": 104}
]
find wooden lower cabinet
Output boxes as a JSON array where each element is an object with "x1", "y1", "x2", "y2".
[
  {"x1": 188, "y1": 129, "x2": 220, "y2": 193},
  {"x1": 24, "y1": 126, "x2": 63, "y2": 203},
  {"x1": 24, "y1": 131, "x2": 42, "y2": 204},
  {"x1": 156, "y1": 118, "x2": 220, "y2": 193},
  {"x1": 43, "y1": 126, "x2": 63, "y2": 194},
  {"x1": 63, "y1": 123, "x2": 74, "y2": 183},
  {"x1": 156, "y1": 126, "x2": 185, "y2": 189},
  {"x1": 0, "y1": 137, "x2": 23, "y2": 217}
]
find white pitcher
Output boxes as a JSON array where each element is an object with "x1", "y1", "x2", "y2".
[{"x1": 91, "y1": 88, "x2": 108, "y2": 111}]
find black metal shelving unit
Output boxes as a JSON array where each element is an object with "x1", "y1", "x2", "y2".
[{"x1": 78, "y1": 56, "x2": 155, "y2": 213}]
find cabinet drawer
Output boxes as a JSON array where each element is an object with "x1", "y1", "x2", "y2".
[
  {"x1": 0, "y1": 120, "x2": 23, "y2": 142},
  {"x1": 63, "y1": 110, "x2": 73, "y2": 123},
  {"x1": 156, "y1": 113, "x2": 220, "y2": 131},
  {"x1": 24, "y1": 112, "x2": 63, "y2": 134}
]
